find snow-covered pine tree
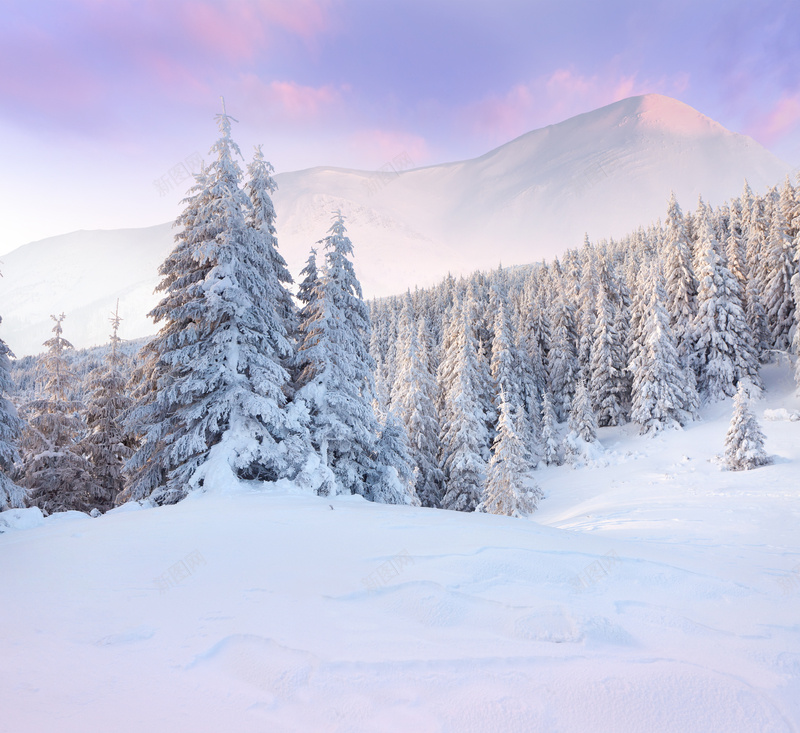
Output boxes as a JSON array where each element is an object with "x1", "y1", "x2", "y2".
[
  {"x1": 724, "y1": 381, "x2": 770, "y2": 470},
  {"x1": 369, "y1": 411, "x2": 420, "y2": 506},
  {"x1": 589, "y1": 277, "x2": 626, "y2": 426},
  {"x1": 548, "y1": 291, "x2": 579, "y2": 421},
  {"x1": 470, "y1": 283, "x2": 497, "y2": 444},
  {"x1": 793, "y1": 266, "x2": 800, "y2": 389},
  {"x1": 568, "y1": 377, "x2": 598, "y2": 444},
  {"x1": 515, "y1": 300, "x2": 547, "y2": 439},
  {"x1": 480, "y1": 388, "x2": 542, "y2": 517},
  {"x1": 391, "y1": 295, "x2": 443, "y2": 507},
  {"x1": 490, "y1": 290, "x2": 534, "y2": 458},
  {"x1": 662, "y1": 192, "x2": 698, "y2": 368},
  {"x1": 692, "y1": 205, "x2": 759, "y2": 400},
  {"x1": 245, "y1": 144, "x2": 297, "y2": 356},
  {"x1": 124, "y1": 108, "x2": 306, "y2": 505},
  {"x1": 576, "y1": 238, "x2": 599, "y2": 372},
  {"x1": 540, "y1": 389, "x2": 562, "y2": 466},
  {"x1": 0, "y1": 315, "x2": 24, "y2": 510},
  {"x1": 763, "y1": 200, "x2": 797, "y2": 352},
  {"x1": 563, "y1": 376, "x2": 600, "y2": 463},
  {"x1": 743, "y1": 182, "x2": 770, "y2": 299},
  {"x1": 631, "y1": 266, "x2": 698, "y2": 433},
  {"x1": 295, "y1": 247, "x2": 321, "y2": 390},
  {"x1": 80, "y1": 303, "x2": 135, "y2": 510},
  {"x1": 725, "y1": 198, "x2": 748, "y2": 288},
  {"x1": 439, "y1": 301, "x2": 489, "y2": 512},
  {"x1": 295, "y1": 211, "x2": 382, "y2": 498},
  {"x1": 20, "y1": 314, "x2": 100, "y2": 514}
]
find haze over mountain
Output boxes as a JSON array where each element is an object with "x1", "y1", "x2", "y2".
[{"x1": 1, "y1": 94, "x2": 790, "y2": 356}]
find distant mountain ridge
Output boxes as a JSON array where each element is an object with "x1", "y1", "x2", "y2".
[{"x1": 0, "y1": 94, "x2": 790, "y2": 356}]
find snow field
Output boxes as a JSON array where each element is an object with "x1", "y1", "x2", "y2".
[{"x1": 1, "y1": 365, "x2": 798, "y2": 731}]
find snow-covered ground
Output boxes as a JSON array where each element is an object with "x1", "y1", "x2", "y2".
[{"x1": 2, "y1": 363, "x2": 799, "y2": 732}]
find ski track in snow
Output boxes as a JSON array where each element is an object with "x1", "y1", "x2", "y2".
[{"x1": 1, "y1": 364, "x2": 799, "y2": 731}]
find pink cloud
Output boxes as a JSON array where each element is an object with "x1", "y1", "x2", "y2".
[
  {"x1": 236, "y1": 74, "x2": 343, "y2": 124},
  {"x1": 269, "y1": 80, "x2": 340, "y2": 118},
  {"x1": 178, "y1": 0, "x2": 331, "y2": 63},
  {"x1": 747, "y1": 92, "x2": 800, "y2": 147}
]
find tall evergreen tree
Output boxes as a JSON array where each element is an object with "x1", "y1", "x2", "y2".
[
  {"x1": 0, "y1": 314, "x2": 24, "y2": 510},
  {"x1": 295, "y1": 211, "x2": 383, "y2": 498},
  {"x1": 539, "y1": 389, "x2": 562, "y2": 466},
  {"x1": 80, "y1": 303, "x2": 135, "y2": 510},
  {"x1": 564, "y1": 377, "x2": 600, "y2": 463},
  {"x1": 245, "y1": 144, "x2": 297, "y2": 352},
  {"x1": 480, "y1": 389, "x2": 542, "y2": 517},
  {"x1": 589, "y1": 279, "x2": 626, "y2": 426},
  {"x1": 567, "y1": 377, "x2": 598, "y2": 444},
  {"x1": 124, "y1": 109, "x2": 305, "y2": 505},
  {"x1": 763, "y1": 203, "x2": 797, "y2": 352},
  {"x1": 439, "y1": 302, "x2": 488, "y2": 512},
  {"x1": 793, "y1": 272, "x2": 800, "y2": 389},
  {"x1": 369, "y1": 411, "x2": 419, "y2": 505},
  {"x1": 692, "y1": 206, "x2": 759, "y2": 400},
  {"x1": 662, "y1": 193, "x2": 698, "y2": 368},
  {"x1": 391, "y1": 297, "x2": 443, "y2": 507},
  {"x1": 630, "y1": 267, "x2": 698, "y2": 433},
  {"x1": 20, "y1": 315, "x2": 100, "y2": 514},
  {"x1": 724, "y1": 382, "x2": 769, "y2": 471},
  {"x1": 548, "y1": 291, "x2": 578, "y2": 421}
]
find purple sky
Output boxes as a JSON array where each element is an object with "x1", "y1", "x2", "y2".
[{"x1": 1, "y1": 0, "x2": 799, "y2": 253}]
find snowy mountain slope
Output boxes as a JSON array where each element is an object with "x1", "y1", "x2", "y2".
[
  {"x1": 1, "y1": 94, "x2": 790, "y2": 356},
  {"x1": 0, "y1": 223, "x2": 174, "y2": 356},
  {"x1": 1, "y1": 364, "x2": 798, "y2": 732}
]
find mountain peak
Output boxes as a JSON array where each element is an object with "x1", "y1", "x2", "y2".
[{"x1": 626, "y1": 94, "x2": 728, "y2": 136}]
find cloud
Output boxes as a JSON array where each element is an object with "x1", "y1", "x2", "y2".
[
  {"x1": 746, "y1": 92, "x2": 800, "y2": 148},
  {"x1": 0, "y1": 0, "x2": 335, "y2": 132},
  {"x1": 179, "y1": 0, "x2": 331, "y2": 63},
  {"x1": 235, "y1": 75, "x2": 344, "y2": 125}
]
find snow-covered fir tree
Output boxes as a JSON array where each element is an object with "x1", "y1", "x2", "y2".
[
  {"x1": 631, "y1": 266, "x2": 698, "y2": 433},
  {"x1": 369, "y1": 412, "x2": 419, "y2": 506},
  {"x1": 564, "y1": 377, "x2": 600, "y2": 463},
  {"x1": 490, "y1": 290, "x2": 533, "y2": 458},
  {"x1": 245, "y1": 144, "x2": 298, "y2": 355},
  {"x1": 124, "y1": 109, "x2": 306, "y2": 504},
  {"x1": 762, "y1": 201, "x2": 797, "y2": 352},
  {"x1": 20, "y1": 315, "x2": 101, "y2": 515},
  {"x1": 539, "y1": 389, "x2": 562, "y2": 466},
  {"x1": 662, "y1": 192, "x2": 698, "y2": 368},
  {"x1": 724, "y1": 381, "x2": 770, "y2": 471},
  {"x1": 0, "y1": 315, "x2": 24, "y2": 510},
  {"x1": 576, "y1": 239, "x2": 599, "y2": 371},
  {"x1": 391, "y1": 296, "x2": 443, "y2": 507},
  {"x1": 567, "y1": 377, "x2": 598, "y2": 444},
  {"x1": 439, "y1": 301, "x2": 489, "y2": 512},
  {"x1": 480, "y1": 389, "x2": 542, "y2": 517},
  {"x1": 80, "y1": 304, "x2": 135, "y2": 510},
  {"x1": 294, "y1": 248, "x2": 320, "y2": 390},
  {"x1": 547, "y1": 291, "x2": 579, "y2": 421},
  {"x1": 589, "y1": 277, "x2": 626, "y2": 426},
  {"x1": 692, "y1": 205, "x2": 759, "y2": 400},
  {"x1": 792, "y1": 268, "x2": 800, "y2": 389},
  {"x1": 295, "y1": 211, "x2": 389, "y2": 499}
]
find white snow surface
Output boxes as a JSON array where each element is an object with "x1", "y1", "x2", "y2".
[
  {"x1": 2, "y1": 364, "x2": 799, "y2": 732},
  {"x1": 0, "y1": 94, "x2": 790, "y2": 356}
]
